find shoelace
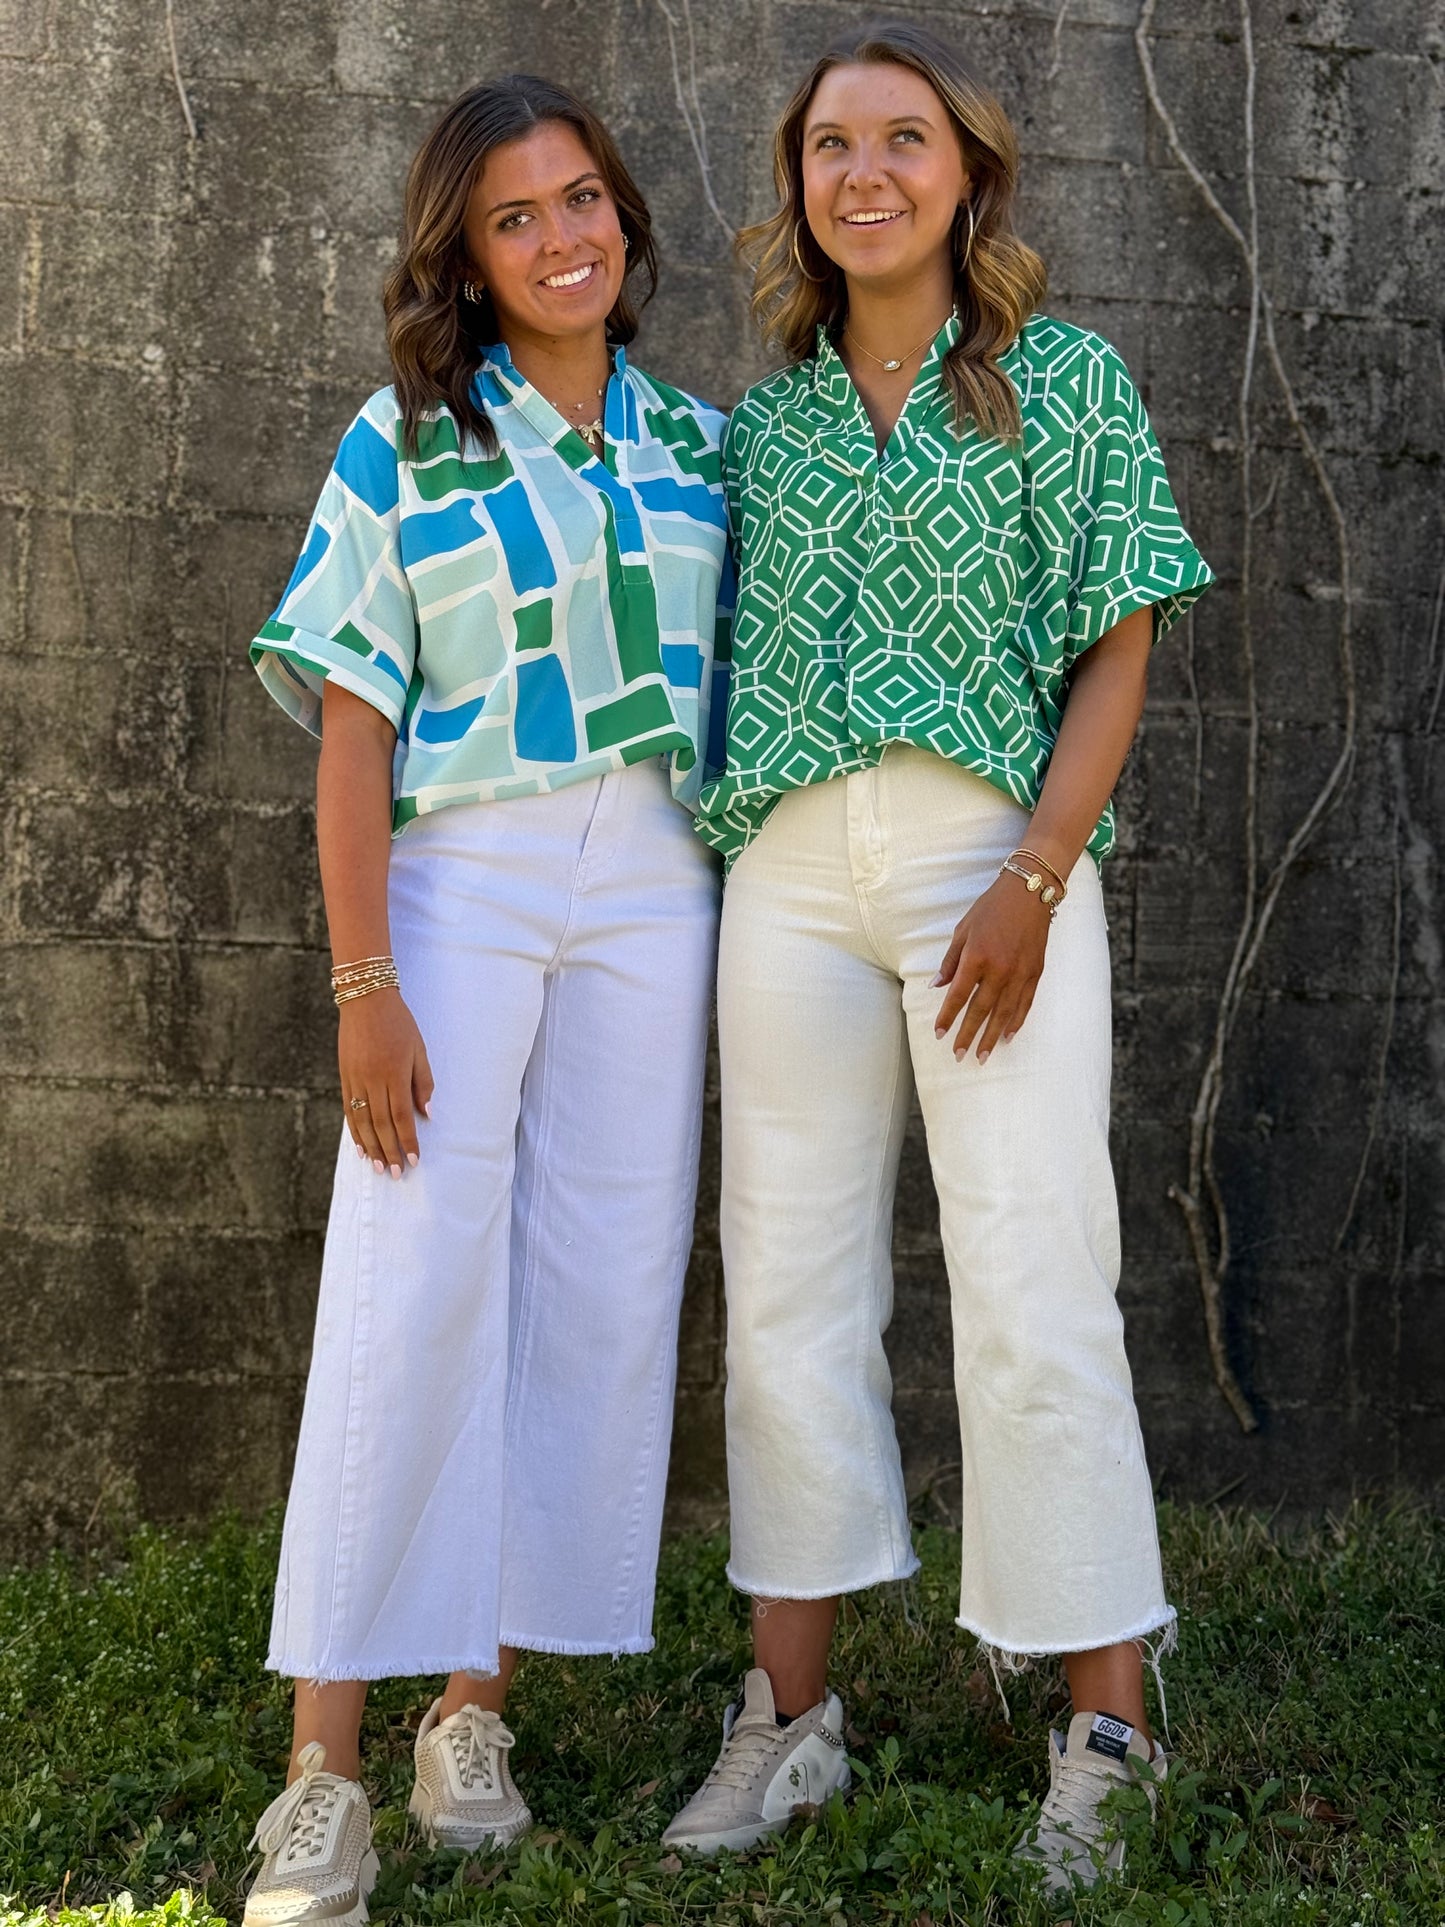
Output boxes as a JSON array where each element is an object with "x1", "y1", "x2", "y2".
[
  {"x1": 249, "y1": 1742, "x2": 347, "y2": 1860},
  {"x1": 445, "y1": 1706, "x2": 516, "y2": 1793},
  {"x1": 1038, "y1": 1751, "x2": 1124, "y2": 1844},
  {"x1": 702, "y1": 1710, "x2": 790, "y2": 1792}
]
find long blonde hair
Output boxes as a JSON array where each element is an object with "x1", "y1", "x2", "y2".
[{"x1": 740, "y1": 20, "x2": 1046, "y2": 442}]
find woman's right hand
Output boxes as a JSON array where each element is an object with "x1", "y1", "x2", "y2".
[{"x1": 339, "y1": 989, "x2": 435, "y2": 1177}]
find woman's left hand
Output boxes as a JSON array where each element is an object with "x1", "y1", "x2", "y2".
[{"x1": 932, "y1": 872, "x2": 1051, "y2": 1062}]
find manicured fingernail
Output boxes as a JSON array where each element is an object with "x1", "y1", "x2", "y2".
[
  {"x1": 931, "y1": 972, "x2": 947, "y2": 988},
  {"x1": 978, "y1": 1048, "x2": 991, "y2": 1064},
  {"x1": 355, "y1": 1144, "x2": 367, "y2": 1161},
  {"x1": 407, "y1": 1152, "x2": 419, "y2": 1168},
  {"x1": 934, "y1": 1024, "x2": 947, "y2": 1038},
  {"x1": 372, "y1": 1159, "x2": 385, "y2": 1175},
  {"x1": 421, "y1": 1101, "x2": 431, "y2": 1119},
  {"x1": 389, "y1": 1163, "x2": 401, "y2": 1180}
]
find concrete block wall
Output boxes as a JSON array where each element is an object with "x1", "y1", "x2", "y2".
[{"x1": 2, "y1": 0, "x2": 1441, "y2": 1557}]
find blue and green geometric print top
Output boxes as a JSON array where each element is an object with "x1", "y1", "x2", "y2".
[
  {"x1": 251, "y1": 342, "x2": 733, "y2": 831},
  {"x1": 694, "y1": 311, "x2": 1212, "y2": 870}
]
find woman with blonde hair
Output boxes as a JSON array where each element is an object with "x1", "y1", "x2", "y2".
[
  {"x1": 240, "y1": 73, "x2": 729, "y2": 1927},
  {"x1": 664, "y1": 19, "x2": 1211, "y2": 1894}
]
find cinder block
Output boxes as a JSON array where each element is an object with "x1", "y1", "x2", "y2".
[
  {"x1": 634, "y1": 266, "x2": 762, "y2": 416},
  {"x1": 166, "y1": 515, "x2": 306, "y2": 665},
  {"x1": 0, "y1": 1081, "x2": 305, "y2": 1231},
  {"x1": 0, "y1": 358, "x2": 171, "y2": 511},
  {"x1": 36, "y1": 209, "x2": 173, "y2": 359},
  {"x1": 139, "y1": 1229, "x2": 325, "y2": 1375},
  {"x1": 0, "y1": 1228, "x2": 144, "y2": 1374},
  {"x1": 194, "y1": 89, "x2": 429, "y2": 239},
  {"x1": 885, "y1": 1268, "x2": 954, "y2": 1392},
  {"x1": 0, "y1": 652, "x2": 180, "y2": 793},
  {"x1": 166, "y1": 218, "x2": 329, "y2": 376},
  {"x1": 662, "y1": 1385, "x2": 727, "y2": 1530},
  {"x1": 334, "y1": 0, "x2": 623, "y2": 104},
  {"x1": 173, "y1": 369, "x2": 365, "y2": 519},
  {"x1": 0, "y1": 0, "x2": 51, "y2": 56},
  {"x1": 0, "y1": 507, "x2": 24, "y2": 645},
  {"x1": 23, "y1": 512, "x2": 183, "y2": 658},
  {"x1": 0, "y1": 941, "x2": 172, "y2": 1082},
  {"x1": 0, "y1": 1377, "x2": 145, "y2": 1562},
  {"x1": 14, "y1": 797, "x2": 323, "y2": 946},
  {"x1": 610, "y1": 86, "x2": 751, "y2": 271},
  {"x1": 325, "y1": 231, "x2": 397, "y2": 386},
  {"x1": 677, "y1": 1246, "x2": 723, "y2": 1389},
  {"x1": 182, "y1": 658, "x2": 320, "y2": 806},
  {"x1": 170, "y1": 0, "x2": 338, "y2": 86},
  {"x1": 0, "y1": 203, "x2": 26, "y2": 349},
  {"x1": 0, "y1": 64, "x2": 185, "y2": 212},
  {"x1": 297, "y1": 1098, "x2": 346, "y2": 1229},
  {"x1": 182, "y1": 943, "x2": 338, "y2": 1091},
  {"x1": 130, "y1": 1376, "x2": 307, "y2": 1524}
]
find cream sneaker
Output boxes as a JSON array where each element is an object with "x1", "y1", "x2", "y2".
[
  {"x1": 243, "y1": 1742, "x2": 378, "y2": 1927},
  {"x1": 408, "y1": 1697, "x2": 533, "y2": 1851},
  {"x1": 662, "y1": 1668, "x2": 851, "y2": 1856},
  {"x1": 1015, "y1": 1710, "x2": 1165, "y2": 1893}
]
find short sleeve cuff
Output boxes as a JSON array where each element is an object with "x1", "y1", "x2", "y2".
[
  {"x1": 250, "y1": 619, "x2": 409, "y2": 736},
  {"x1": 1068, "y1": 550, "x2": 1215, "y2": 654}
]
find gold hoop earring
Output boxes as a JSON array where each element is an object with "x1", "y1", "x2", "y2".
[
  {"x1": 791, "y1": 220, "x2": 828, "y2": 284},
  {"x1": 462, "y1": 280, "x2": 484, "y2": 304},
  {"x1": 956, "y1": 201, "x2": 977, "y2": 274}
]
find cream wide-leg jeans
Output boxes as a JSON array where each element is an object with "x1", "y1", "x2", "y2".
[
  {"x1": 268, "y1": 760, "x2": 721, "y2": 1684},
  {"x1": 717, "y1": 746, "x2": 1173, "y2": 1664}
]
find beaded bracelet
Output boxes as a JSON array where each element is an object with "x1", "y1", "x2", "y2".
[{"x1": 331, "y1": 954, "x2": 400, "y2": 1006}]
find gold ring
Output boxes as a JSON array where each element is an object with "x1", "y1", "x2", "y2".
[{"x1": 349, "y1": 1097, "x2": 369, "y2": 1111}]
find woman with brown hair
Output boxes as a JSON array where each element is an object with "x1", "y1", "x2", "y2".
[
  {"x1": 664, "y1": 19, "x2": 1211, "y2": 1894},
  {"x1": 240, "y1": 74, "x2": 730, "y2": 1927}
]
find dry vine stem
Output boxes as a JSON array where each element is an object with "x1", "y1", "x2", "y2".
[
  {"x1": 1137, "y1": 0, "x2": 1358, "y2": 1433},
  {"x1": 653, "y1": 0, "x2": 736, "y2": 243}
]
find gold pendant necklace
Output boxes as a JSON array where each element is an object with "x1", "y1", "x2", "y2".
[{"x1": 843, "y1": 309, "x2": 955, "y2": 373}]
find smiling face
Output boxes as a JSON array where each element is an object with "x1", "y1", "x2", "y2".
[
  {"x1": 800, "y1": 61, "x2": 971, "y2": 291},
  {"x1": 461, "y1": 119, "x2": 627, "y2": 347}
]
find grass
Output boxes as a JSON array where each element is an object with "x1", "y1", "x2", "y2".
[{"x1": 0, "y1": 1502, "x2": 1441, "y2": 1925}]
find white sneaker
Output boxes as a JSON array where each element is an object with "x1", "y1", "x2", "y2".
[
  {"x1": 1015, "y1": 1710, "x2": 1165, "y2": 1893},
  {"x1": 243, "y1": 1742, "x2": 379, "y2": 1927},
  {"x1": 408, "y1": 1697, "x2": 533, "y2": 1851},
  {"x1": 662, "y1": 1668, "x2": 851, "y2": 1856}
]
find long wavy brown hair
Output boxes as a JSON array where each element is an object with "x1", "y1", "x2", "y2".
[
  {"x1": 741, "y1": 20, "x2": 1046, "y2": 442},
  {"x1": 383, "y1": 75, "x2": 658, "y2": 459}
]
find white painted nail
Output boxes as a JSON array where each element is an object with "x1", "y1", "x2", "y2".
[
  {"x1": 372, "y1": 1159, "x2": 385, "y2": 1175},
  {"x1": 407, "y1": 1152, "x2": 419, "y2": 1168},
  {"x1": 389, "y1": 1163, "x2": 401, "y2": 1180}
]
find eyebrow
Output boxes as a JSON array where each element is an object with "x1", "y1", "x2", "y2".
[
  {"x1": 805, "y1": 115, "x2": 936, "y2": 133},
  {"x1": 485, "y1": 171, "x2": 603, "y2": 218}
]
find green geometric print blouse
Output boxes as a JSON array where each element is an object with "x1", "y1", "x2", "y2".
[
  {"x1": 251, "y1": 342, "x2": 732, "y2": 830},
  {"x1": 694, "y1": 311, "x2": 1213, "y2": 868}
]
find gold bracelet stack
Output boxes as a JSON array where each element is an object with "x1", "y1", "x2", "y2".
[
  {"x1": 331, "y1": 954, "x2": 400, "y2": 1005},
  {"x1": 1001, "y1": 847, "x2": 1069, "y2": 918}
]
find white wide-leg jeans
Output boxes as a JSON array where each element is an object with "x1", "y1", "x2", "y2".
[
  {"x1": 717, "y1": 746, "x2": 1173, "y2": 1663},
  {"x1": 268, "y1": 760, "x2": 721, "y2": 1683}
]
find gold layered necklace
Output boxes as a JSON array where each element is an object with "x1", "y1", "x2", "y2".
[{"x1": 544, "y1": 366, "x2": 610, "y2": 447}]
